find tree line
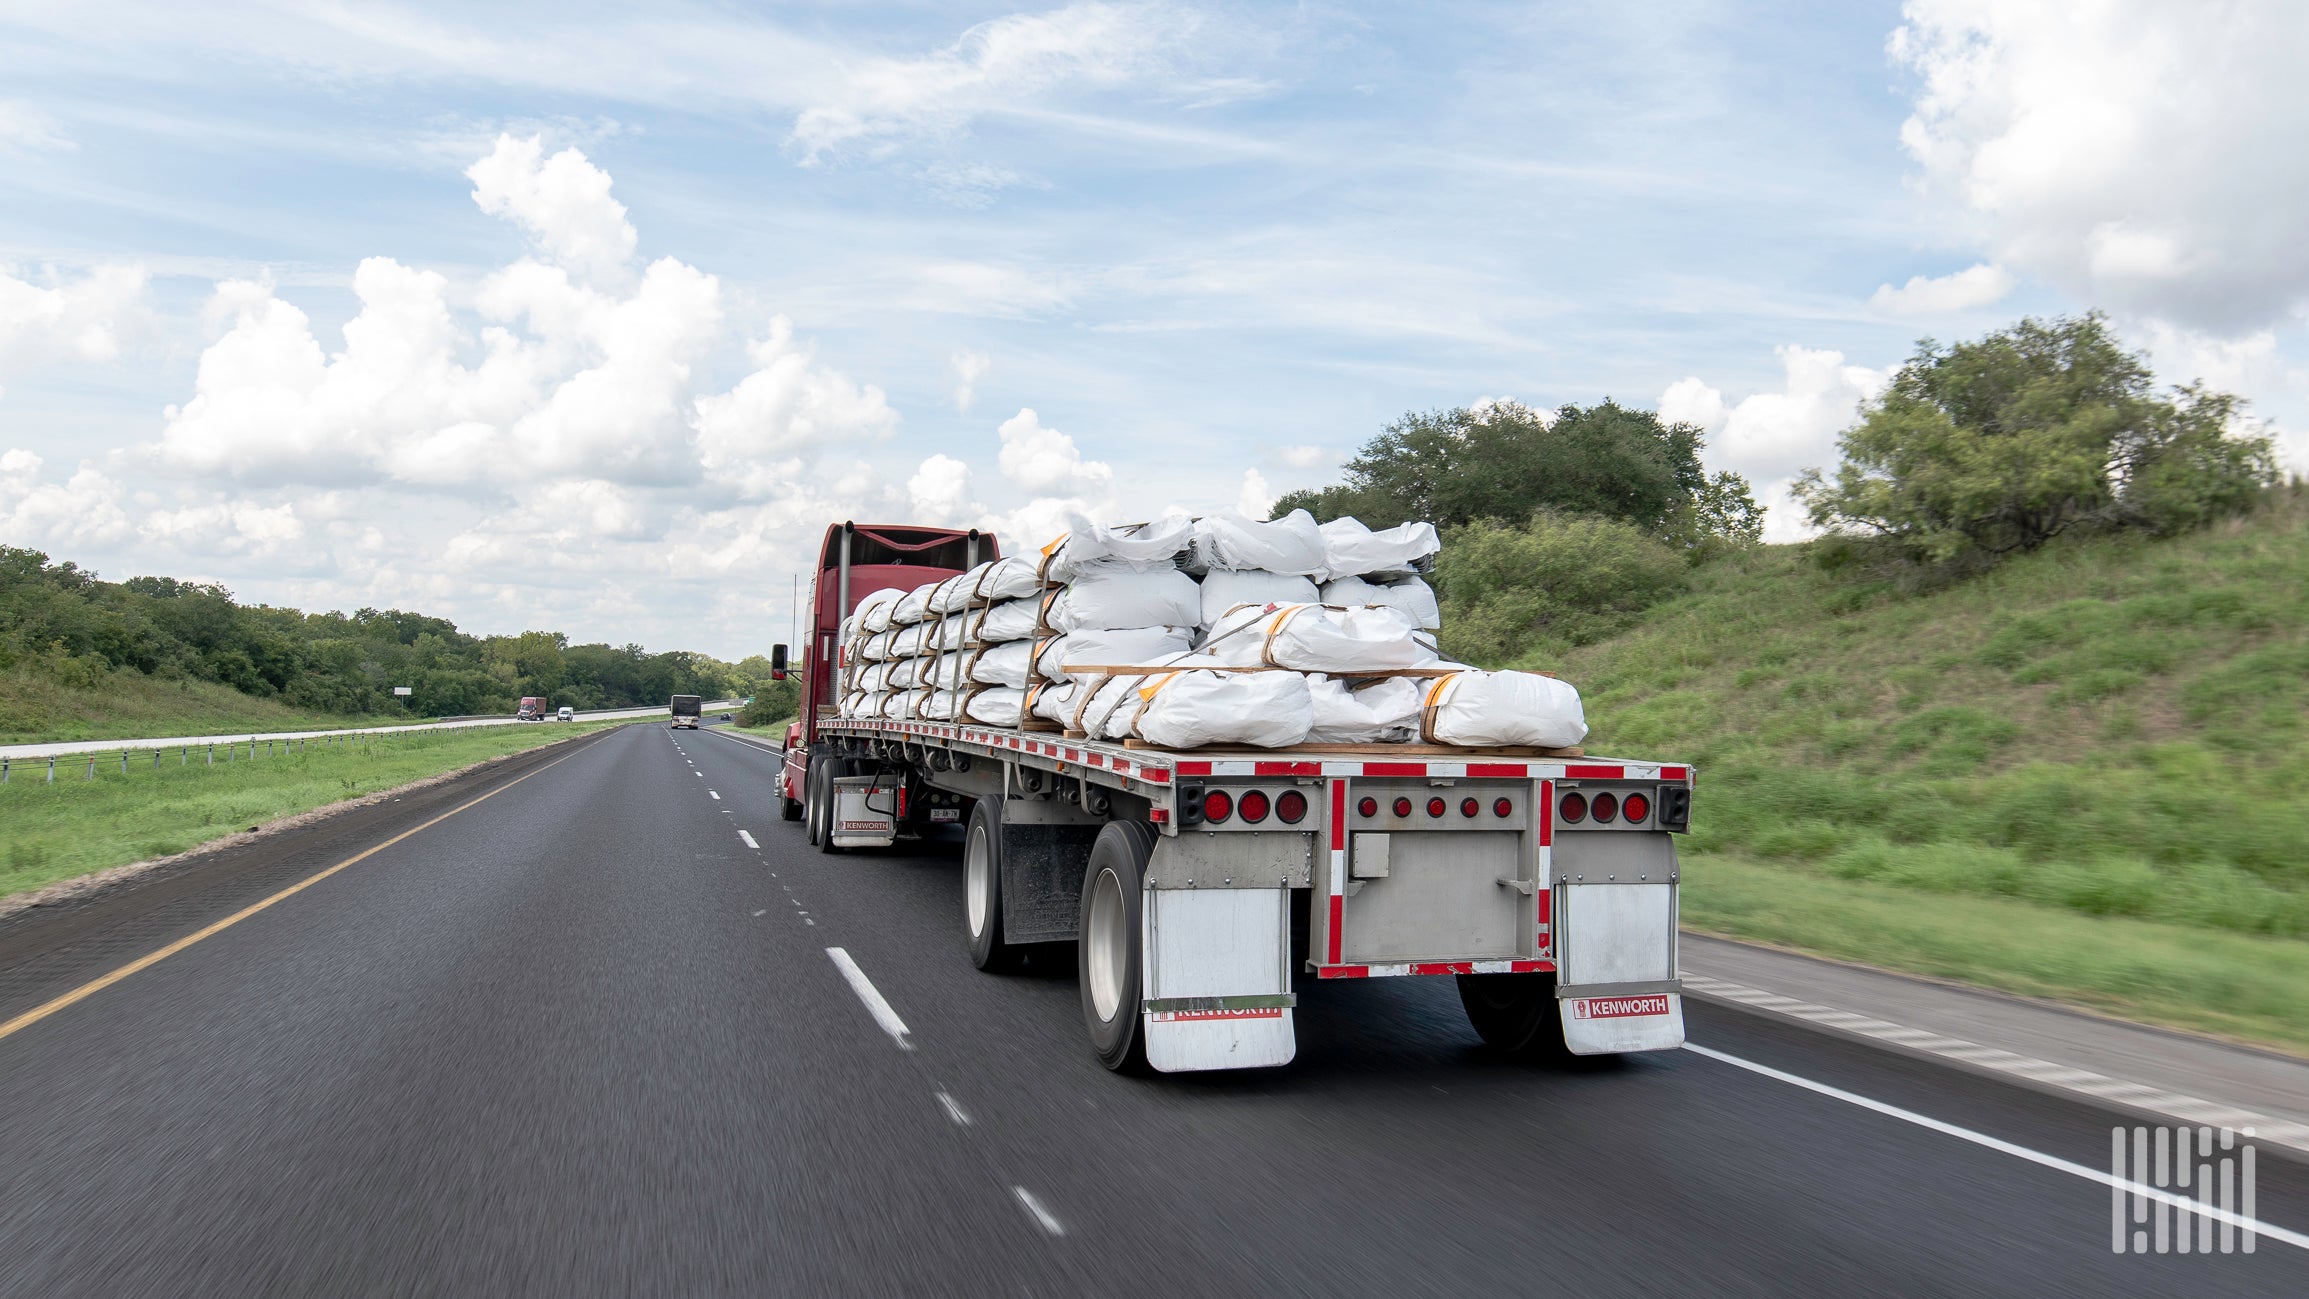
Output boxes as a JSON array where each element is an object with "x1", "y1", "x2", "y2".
[{"x1": 0, "y1": 551, "x2": 780, "y2": 718}]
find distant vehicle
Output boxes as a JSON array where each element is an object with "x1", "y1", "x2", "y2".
[
  {"x1": 720, "y1": 713, "x2": 733, "y2": 722},
  {"x1": 557, "y1": 706, "x2": 574, "y2": 722},
  {"x1": 517, "y1": 696, "x2": 549, "y2": 721},
  {"x1": 670, "y1": 694, "x2": 702, "y2": 730}
]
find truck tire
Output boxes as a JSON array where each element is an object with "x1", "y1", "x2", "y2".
[
  {"x1": 1455, "y1": 971, "x2": 1573, "y2": 1060},
  {"x1": 803, "y1": 758, "x2": 823, "y2": 845},
  {"x1": 1078, "y1": 820, "x2": 1156, "y2": 1073},
  {"x1": 780, "y1": 777, "x2": 805, "y2": 823},
  {"x1": 962, "y1": 800, "x2": 1018, "y2": 971},
  {"x1": 810, "y1": 754, "x2": 850, "y2": 855}
]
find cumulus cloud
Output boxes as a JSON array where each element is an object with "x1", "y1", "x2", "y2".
[
  {"x1": 1892, "y1": 0, "x2": 2309, "y2": 331},
  {"x1": 692, "y1": 316, "x2": 898, "y2": 497},
  {"x1": 907, "y1": 453, "x2": 976, "y2": 524},
  {"x1": 466, "y1": 134, "x2": 638, "y2": 283},
  {"x1": 0, "y1": 263, "x2": 147, "y2": 382},
  {"x1": 1661, "y1": 345, "x2": 1892, "y2": 542},
  {"x1": 1234, "y1": 468, "x2": 1272, "y2": 519},
  {"x1": 1869, "y1": 262, "x2": 2014, "y2": 315},
  {"x1": 996, "y1": 406, "x2": 1113, "y2": 493},
  {"x1": 1271, "y1": 444, "x2": 1330, "y2": 470},
  {"x1": 951, "y1": 349, "x2": 990, "y2": 410}
]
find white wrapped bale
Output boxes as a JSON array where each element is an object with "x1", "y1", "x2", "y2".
[
  {"x1": 973, "y1": 555, "x2": 1045, "y2": 602},
  {"x1": 964, "y1": 687, "x2": 1026, "y2": 726},
  {"x1": 1028, "y1": 680, "x2": 1079, "y2": 725},
  {"x1": 1040, "y1": 516, "x2": 1193, "y2": 582},
  {"x1": 1133, "y1": 669, "x2": 1316, "y2": 750},
  {"x1": 1035, "y1": 626, "x2": 1195, "y2": 681},
  {"x1": 971, "y1": 598, "x2": 1041, "y2": 645},
  {"x1": 1306, "y1": 674, "x2": 1423, "y2": 743},
  {"x1": 1046, "y1": 567, "x2": 1200, "y2": 633},
  {"x1": 855, "y1": 662, "x2": 891, "y2": 693},
  {"x1": 970, "y1": 641, "x2": 1032, "y2": 687},
  {"x1": 1320, "y1": 575, "x2": 1441, "y2": 630},
  {"x1": 1419, "y1": 671, "x2": 1587, "y2": 749},
  {"x1": 891, "y1": 581, "x2": 938, "y2": 625},
  {"x1": 862, "y1": 630, "x2": 896, "y2": 661},
  {"x1": 1198, "y1": 569, "x2": 1319, "y2": 627},
  {"x1": 885, "y1": 658, "x2": 918, "y2": 690},
  {"x1": 1072, "y1": 673, "x2": 1151, "y2": 741},
  {"x1": 1318, "y1": 517, "x2": 1439, "y2": 579},
  {"x1": 920, "y1": 689, "x2": 964, "y2": 721},
  {"x1": 878, "y1": 693, "x2": 909, "y2": 719},
  {"x1": 922, "y1": 652, "x2": 969, "y2": 691},
  {"x1": 857, "y1": 587, "x2": 907, "y2": 633},
  {"x1": 1201, "y1": 602, "x2": 1435, "y2": 673},
  {"x1": 1187, "y1": 509, "x2": 1326, "y2": 576},
  {"x1": 927, "y1": 571, "x2": 977, "y2": 616},
  {"x1": 889, "y1": 624, "x2": 930, "y2": 658}
]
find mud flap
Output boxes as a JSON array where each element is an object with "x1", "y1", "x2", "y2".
[
  {"x1": 1554, "y1": 878, "x2": 1685, "y2": 1055},
  {"x1": 830, "y1": 776, "x2": 899, "y2": 849},
  {"x1": 1141, "y1": 888, "x2": 1296, "y2": 1073},
  {"x1": 1561, "y1": 991, "x2": 1685, "y2": 1054}
]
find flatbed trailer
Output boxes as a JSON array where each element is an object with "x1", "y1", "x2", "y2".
[{"x1": 774, "y1": 521, "x2": 1691, "y2": 1073}]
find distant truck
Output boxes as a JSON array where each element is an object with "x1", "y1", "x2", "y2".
[
  {"x1": 557, "y1": 706, "x2": 575, "y2": 722},
  {"x1": 670, "y1": 695, "x2": 702, "y2": 730},
  {"x1": 516, "y1": 696, "x2": 549, "y2": 721}
]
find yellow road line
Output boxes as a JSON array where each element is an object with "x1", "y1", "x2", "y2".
[{"x1": 0, "y1": 735, "x2": 605, "y2": 1045}]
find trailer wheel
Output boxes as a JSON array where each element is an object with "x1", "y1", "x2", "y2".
[
  {"x1": 1456, "y1": 972, "x2": 1573, "y2": 1060},
  {"x1": 803, "y1": 757, "x2": 825, "y2": 845},
  {"x1": 1079, "y1": 820, "x2": 1155, "y2": 1073},
  {"x1": 962, "y1": 800, "x2": 1018, "y2": 971},
  {"x1": 806, "y1": 754, "x2": 846, "y2": 850}
]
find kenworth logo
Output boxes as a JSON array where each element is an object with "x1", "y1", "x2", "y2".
[{"x1": 1571, "y1": 995, "x2": 1671, "y2": 1019}]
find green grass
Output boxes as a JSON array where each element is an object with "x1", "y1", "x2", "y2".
[
  {"x1": 0, "y1": 721, "x2": 630, "y2": 900},
  {"x1": 1508, "y1": 487, "x2": 2309, "y2": 1047},
  {"x1": 0, "y1": 665, "x2": 411, "y2": 744}
]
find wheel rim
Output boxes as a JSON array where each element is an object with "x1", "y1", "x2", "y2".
[
  {"x1": 1085, "y1": 867, "x2": 1128, "y2": 1022},
  {"x1": 965, "y1": 824, "x2": 991, "y2": 938}
]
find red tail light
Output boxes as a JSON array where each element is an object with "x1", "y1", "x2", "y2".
[
  {"x1": 1357, "y1": 796, "x2": 1378, "y2": 817},
  {"x1": 1460, "y1": 797, "x2": 1480, "y2": 818},
  {"x1": 1239, "y1": 790, "x2": 1271, "y2": 823},
  {"x1": 1560, "y1": 792, "x2": 1589, "y2": 823},
  {"x1": 1426, "y1": 796, "x2": 1447, "y2": 818},
  {"x1": 1592, "y1": 792, "x2": 1619, "y2": 823},
  {"x1": 1204, "y1": 790, "x2": 1233, "y2": 823},
  {"x1": 1493, "y1": 798, "x2": 1513, "y2": 818},
  {"x1": 1393, "y1": 797, "x2": 1413, "y2": 817},
  {"x1": 1621, "y1": 792, "x2": 1651, "y2": 823},
  {"x1": 1278, "y1": 790, "x2": 1309, "y2": 824}
]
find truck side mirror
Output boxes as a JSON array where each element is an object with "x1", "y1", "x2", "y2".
[{"x1": 770, "y1": 644, "x2": 788, "y2": 680}]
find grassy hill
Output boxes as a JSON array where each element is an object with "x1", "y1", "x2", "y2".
[{"x1": 1518, "y1": 486, "x2": 2309, "y2": 1048}]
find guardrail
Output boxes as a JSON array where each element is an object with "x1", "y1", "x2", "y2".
[{"x1": 0, "y1": 724, "x2": 510, "y2": 784}]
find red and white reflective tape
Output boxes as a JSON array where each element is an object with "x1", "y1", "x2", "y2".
[
  {"x1": 1326, "y1": 777, "x2": 1348, "y2": 966},
  {"x1": 1316, "y1": 959, "x2": 1555, "y2": 980}
]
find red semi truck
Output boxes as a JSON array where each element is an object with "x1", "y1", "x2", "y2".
[{"x1": 769, "y1": 520, "x2": 1692, "y2": 1074}]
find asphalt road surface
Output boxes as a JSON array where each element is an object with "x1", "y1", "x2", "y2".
[{"x1": 1, "y1": 721, "x2": 2303, "y2": 1296}]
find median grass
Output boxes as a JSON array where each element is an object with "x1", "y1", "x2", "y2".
[
  {"x1": 0, "y1": 721, "x2": 630, "y2": 901},
  {"x1": 1510, "y1": 486, "x2": 2309, "y2": 1049},
  {"x1": 0, "y1": 666, "x2": 408, "y2": 745}
]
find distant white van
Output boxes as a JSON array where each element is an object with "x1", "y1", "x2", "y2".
[{"x1": 556, "y1": 706, "x2": 574, "y2": 722}]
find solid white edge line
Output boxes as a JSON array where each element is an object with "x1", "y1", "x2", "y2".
[
  {"x1": 826, "y1": 947, "x2": 912, "y2": 1049},
  {"x1": 738, "y1": 830, "x2": 759, "y2": 848},
  {"x1": 1682, "y1": 1043, "x2": 2308, "y2": 1253},
  {"x1": 1012, "y1": 1186, "x2": 1064, "y2": 1236}
]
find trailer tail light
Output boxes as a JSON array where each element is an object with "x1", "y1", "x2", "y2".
[
  {"x1": 1560, "y1": 792, "x2": 1589, "y2": 823},
  {"x1": 1622, "y1": 792, "x2": 1651, "y2": 824},
  {"x1": 1203, "y1": 790, "x2": 1234, "y2": 823},
  {"x1": 1460, "y1": 797, "x2": 1480, "y2": 818},
  {"x1": 1393, "y1": 797, "x2": 1413, "y2": 818},
  {"x1": 1591, "y1": 792, "x2": 1619, "y2": 823},
  {"x1": 1358, "y1": 796, "x2": 1378, "y2": 818},
  {"x1": 1493, "y1": 797, "x2": 1513, "y2": 818},
  {"x1": 1277, "y1": 790, "x2": 1309, "y2": 824},
  {"x1": 1426, "y1": 796, "x2": 1447, "y2": 818},
  {"x1": 1239, "y1": 790, "x2": 1272, "y2": 823}
]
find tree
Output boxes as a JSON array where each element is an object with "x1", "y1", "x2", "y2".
[
  {"x1": 1431, "y1": 513, "x2": 1691, "y2": 664},
  {"x1": 1794, "y1": 314, "x2": 2280, "y2": 563},
  {"x1": 1272, "y1": 399, "x2": 1759, "y2": 546}
]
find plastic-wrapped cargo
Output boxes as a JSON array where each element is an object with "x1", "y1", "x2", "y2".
[
  {"x1": 1133, "y1": 668, "x2": 1316, "y2": 749},
  {"x1": 888, "y1": 624, "x2": 930, "y2": 658},
  {"x1": 1028, "y1": 680, "x2": 1079, "y2": 726},
  {"x1": 857, "y1": 587, "x2": 907, "y2": 634},
  {"x1": 1198, "y1": 569, "x2": 1319, "y2": 627},
  {"x1": 1039, "y1": 516, "x2": 1193, "y2": 583},
  {"x1": 970, "y1": 641, "x2": 1033, "y2": 687},
  {"x1": 1035, "y1": 626, "x2": 1195, "y2": 682},
  {"x1": 1186, "y1": 509, "x2": 1326, "y2": 576},
  {"x1": 1201, "y1": 602, "x2": 1436, "y2": 673},
  {"x1": 922, "y1": 652, "x2": 970, "y2": 691},
  {"x1": 919, "y1": 690, "x2": 964, "y2": 721},
  {"x1": 970, "y1": 598, "x2": 1041, "y2": 645},
  {"x1": 1318, "y1": 517, "x2": 1439, "y2": 579},
  {"x1": 885, "y1": 658, "x2": 919, "y2": 690},
  {"x1": 1319, "y1": 574, "x2": 1441, "y2": 630},
  {"x1": 974, "y1": 555, "x2": 1045, "y2": 602},
  {"x1": 855, "y1": 662, "x2": 891, "y2": 694},
  {"x1": 862, "y1": 630, "x2": 897, "y2": 661},
  {"x1": 1071, "y1": 672, "x2": 1154, "y2": 741},
  {"x1": 878, "y1": 693, "x2": 909, "y2": 719},
  {"x1": 964, "y1": 687, "x2": 1026, "y2": 726},
  {"x1": 1045, "y1": 567, "x2": 1200, "y2": 633},
  {"x1": 1306, "y1": 674, "x2": 1423, "y2": 743},
  {"x1": 891, "y1": 581, "x2": 937, "y2": 625},
  {"x1": 1419, "y1": 670, "x2": 1587, "y2": 749}
]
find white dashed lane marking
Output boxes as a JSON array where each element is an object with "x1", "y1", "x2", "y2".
[
  {"x1": 1012, "y1": 1187, "x2": 1064, "y2": 1237},
  {"x1": 738, "y1": 830, "x2": 759, "y2": 848},
  {"x1": 710, "y1": 790, "x2": 721, "y2": 799},
  {"x1": 825, "y1": 947, "x2": 911, "y2": 1050}
]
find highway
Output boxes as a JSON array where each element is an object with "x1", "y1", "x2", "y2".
[
  {"x1": 0, "y1": 701, "x2": 746, "y2": 761},
  {"x1": 1, "y1": 721, "x2": 2302, "y2": 1296}
]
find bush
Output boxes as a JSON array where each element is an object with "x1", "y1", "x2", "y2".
[
  {"x1": 1433, "y1": 513, "x2": 1690, "y2": 664},
  {"x1": 737, "y1": 677, "x2": 800, "y2": 729},
  {"x1": 1795, "y1": 314, "x2": 2279, "y2": 565}
]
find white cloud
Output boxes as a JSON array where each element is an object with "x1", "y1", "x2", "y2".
[
  {"x1": 466, "y1": 134, "x2": 637, "y2": 283},
  {"x1": 0, "y1": 101, "x2": 73, "y2": 152},
  {"x1": 1272, "y1": 444, "x2": 1330, "y2": 470},
  {"x1": 1662, "y1": 345, "x2": 1892, "y2": 542},
  {"x1": 996, "y1": 407, "x2": 1113, "y2": 494},
  {"x1": 692, "y1": 316, "x2": 898, "y2": 497},
  {"x1": 1234, "y1": 468, "x2": 1272, "y2": 519},
  {"x1": 1869, "y1": 262, "x2": 2013, "y2": 315},
  {"x1": 0, "y1": 264, "x2": 147, "y2": 380},
  {"x1": 951, "y1": 349, "x2": 990, "y2": 411},
  {"x1": 788, "y1": 2, "x2": 1204, "y2": 162},
  {"x1": 1892, "y1": 0, "x2": 2309, "y2": 331},
  {"x1": 907, "y1": 453, "x2": 976, "y2": 524}
]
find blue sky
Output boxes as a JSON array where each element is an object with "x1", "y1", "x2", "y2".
[{"x1": 3, "y1": 1, "x2": 2304, "y2": 657}]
